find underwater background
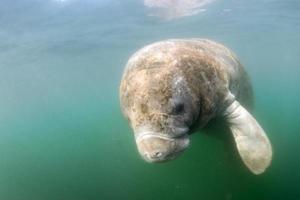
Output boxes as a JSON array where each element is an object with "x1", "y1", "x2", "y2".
[{"x1": 0, "y1": 0, "x2": 299, "y2": 199}]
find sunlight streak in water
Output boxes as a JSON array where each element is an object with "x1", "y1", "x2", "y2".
[{"x1": 144, "y1": 0, "x2": 215, "y2": 20}]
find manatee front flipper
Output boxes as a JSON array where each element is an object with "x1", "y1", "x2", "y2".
[{"x1": 224, "y1": 100, "x2": 272, "y2": 175}]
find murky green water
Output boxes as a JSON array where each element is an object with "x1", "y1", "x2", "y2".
[{"x1": 0, "y1": 0, "x2": 299, "y2": 199}]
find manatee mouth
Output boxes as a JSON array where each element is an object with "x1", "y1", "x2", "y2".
[
  {"x1": 136, "y1": 132, "x2": 185, "y2": 142},
  {"x1": 135, "y1": 131, "x2": 190, "y2": 163}
]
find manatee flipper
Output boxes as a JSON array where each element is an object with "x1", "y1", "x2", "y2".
[{"x1": 224, "y1": 100, "x2": 272, "y2": 175}]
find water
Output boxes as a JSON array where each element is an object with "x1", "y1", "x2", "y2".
[{"x1": 0, "y1": 0, "x2": 299, "y2": 199}]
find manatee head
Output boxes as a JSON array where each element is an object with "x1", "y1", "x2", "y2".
[{"x1": 120, "y1": 67, "x2": 200, "y2": 162}]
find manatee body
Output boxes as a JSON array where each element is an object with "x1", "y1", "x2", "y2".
[{"x1": 119, "y1": 39, "x2": 272, "y2": 174}]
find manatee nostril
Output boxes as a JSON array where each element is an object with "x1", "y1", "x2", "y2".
[
  {"x1": 153, "y1": 151, "x2": 162, "y2": 158},
  {"x1": 145, "y1": 151, "x2": 163, "y2": 159}
]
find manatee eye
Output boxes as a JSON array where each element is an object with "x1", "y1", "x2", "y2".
[{"x1": 173, "y1": 102, "x2": 185, "y2": 115}]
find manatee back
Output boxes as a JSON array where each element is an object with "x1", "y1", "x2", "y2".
[
  {"x1": 121, "y1": 39, "x2": 254, "y2": 110},
  {"x1": 188, "y1": 39, "x2": 254, "y2": 110}
]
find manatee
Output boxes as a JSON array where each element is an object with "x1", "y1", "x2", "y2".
[{"x1": 119, "y1": 39, "x2": 272, "y2": 174}]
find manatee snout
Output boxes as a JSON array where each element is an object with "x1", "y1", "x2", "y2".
[{"x1": 135, "y1": 131, "x2": 190, "y2": 162}]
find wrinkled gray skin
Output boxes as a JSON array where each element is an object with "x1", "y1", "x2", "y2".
[{"x1": 119, "y1": 39, "x2": 272, "y2": 174}]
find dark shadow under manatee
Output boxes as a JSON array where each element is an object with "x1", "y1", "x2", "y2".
[
  {"x1": 184, "y1": 94, "x2": 267, "y2": 176},
  {"x1": 188, "y1": 116, "x2": 244, "y2": 171}
]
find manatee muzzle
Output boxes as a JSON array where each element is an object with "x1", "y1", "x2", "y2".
[{"x1": 135, "y1": 131, "x2": 190, "y2": 162}]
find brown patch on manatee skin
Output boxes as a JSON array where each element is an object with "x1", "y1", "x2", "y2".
[
  {"x1": 171, "y1": 45, "x2": 230, "y2": 126},
  {"x1": 120, "y1": 39, "x2": 253, "y2": 133},
  {"x1": 121, "y1": 68, "x2": 176, "y2": 132}
]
